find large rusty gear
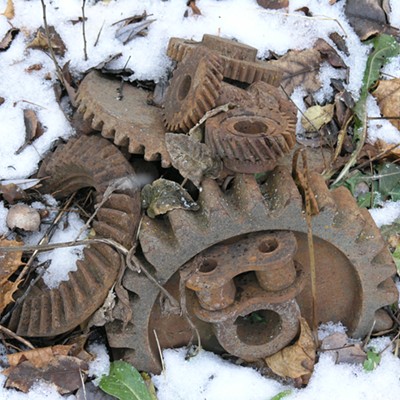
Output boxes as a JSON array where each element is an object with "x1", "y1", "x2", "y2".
[
  {"x1": 106, "y1": 169, "x2": 397, "y2": 373},
  {"x1": 75, "y1": 71, "x2": 171, "y2": 167},
  {"x1": 163, "y1": 47, "x2": 224, "y2": 132},
  {"x1": 167, "y1": 35, "x2": 282, "y2": 86},
  {"x1": 8, "y1": 135, "x2": 141, "y2": 337},
  {"x1": 205, "y1": 107, "x2": 296, "y2": 173}
]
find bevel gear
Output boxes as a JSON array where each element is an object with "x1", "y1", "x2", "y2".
[{"x1": 8, "y1": 135, "x2": 141, "y2": 337}]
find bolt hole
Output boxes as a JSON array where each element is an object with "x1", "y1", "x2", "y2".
[
  {"x1": 178, "y1": 75, "x2": 192, "y2": 101},
  {"x1": 236, "y1": 310, "x2": 281, "y2": 346},
  {"x1": 234, "y1": 120, "x2": 268, "y2": 135},
  {"x1": 199, "y1": 258, "x2": 218, "y2": 274},
  {"x1": 258, "y1": 238, "x2": 278, "y2": 253}
]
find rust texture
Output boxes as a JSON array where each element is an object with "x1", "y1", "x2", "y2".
[
  {"x1": 167, "y1": 34, "x2": 282, "y2": 86},
  {"x1": 107, "y1": 169, "x2": 397, "y2": 373},
  {"x1": 75, "y1": 71, "x2": 171, "y2": 167},
  {"x1": 163, "y1": 46, "x2": 224, "y2": 132},
  {"x1": 8, "y1": 135, "x2": 141, "y2": 336}
]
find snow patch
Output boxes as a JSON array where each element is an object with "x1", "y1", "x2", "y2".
[{"x1": 369, "y1": 201, "x2": 400, "y2": 227}]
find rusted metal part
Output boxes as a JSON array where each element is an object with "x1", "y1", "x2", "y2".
[
  {"x1": 205, "y1": 107, "x2": 296, "y2": 173},
  {"x1": 163, "y1": 47, "x2": 224, "y2": 132},
  {"x1": 106, "y1": 168, "x2": 397, "y2": 373},
  {"x1": 8, "y1": 135, "x2": 141, "y2": 337},
  {"x1": 167, "y1": 34, "x2": 282, "y2": 86},
  {"x1": 75, "y1": 71, "x2": 171, "y2": 167},
  {"x1": 257, "y1": 0, "x2": 289, "y2": 9}
]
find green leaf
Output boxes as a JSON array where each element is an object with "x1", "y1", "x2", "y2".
[
  {"x1": 363, "y1": 349, "x2": 381, "y2": 372},
  {"x1": 377, "y1": 163, "x2": 400, "y2": 198},
  {"x1": 392, "y1": 245, "x2": 400, "y2": 276},
  {"x1": 270, "y1": 389, "x2": 293, "y2": 400},
  {"x1": 99, "y1": 361, "x2": 155, "y2": 400}
]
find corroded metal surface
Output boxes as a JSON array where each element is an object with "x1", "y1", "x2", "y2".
[
  {"x1": 163, "y1": 47, "x2": 224, "y2": 132},
  {"x1": 167, "y1": 34, "x2": 282, "y2": 86},
  {"x1": 106, "y1": 168, "x2": 398, "y2": 373},
  {"x1": 205, "y1": 107, "x2": 296, "y2": 173},
  {"x1": 8, "y1": 135, "x2": 141, "y2": 336},
  {"x1": 75, "y1": 71, "x2": 171, "y2": 167}
]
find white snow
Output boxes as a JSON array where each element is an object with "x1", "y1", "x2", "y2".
[
  {"x1": 0, "y1": 0, "x2": 400, "y2": 399},
  {"x1": 87, "y1": 343, "x2": 111, "y2": 385}
]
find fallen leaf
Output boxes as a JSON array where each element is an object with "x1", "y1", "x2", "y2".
[
  {"x1": 115, "y1": 19, "x2": 155, "y2": 45},
  {"x1": 141, "y1": 178, "x2": 199, "y2": 218},
  {"x1": 0, "y1": 239, "x2": 23, "y2": 313},
  {"x1": 0, "y1": 28, "x2": 19, "y2": 51},
  {"x1": 62, "y1": 61, "x2": 78, "y2": 106},
  {"x1": 187, "y1": 0, "x2": 202, "y2": 15},
  {"x1": 15, "y1": 109, "x2": 45, "y2": 155},
  {"x1": 257, "y1": 0, "x2": 289, "y2": 9},
  {"x1": 0, "y1": 97, "x2": 4, "y2": 105},
  {"x1": 0, "y1": 183, "x2": 27, "y2": 203},
  {"x1": 320, "y1": 332, "x2": 366, "y2": 364},
  {"x1": 267, "y1": 49, "x2": 322, "y2": 95},
  {"x1": 165, "y1": 132, "x2": 222, "y2": 187},
  {"x1": 373, "y1": 78, "x2": 400, "y2": 130},
  {"x1": 314, "y1": 38, "x2": 347, "y2": 68},
  {"x1": 375, "y1": 139, "x2": 400, "y2": 158},
  {"x1": 329, "y1": 32, "x2": 349, "y2": 56},
  {"x1": 301, "y1": 104, "x2": 335, "y2": 131},
  {"x1": 345, "y1": 0, "x2": 399, "y2": 40},
  {"x1": 25, "y1": 63, "x2": 43, "y2": 72},
  {"x1": 265, "y1": 317, "x2": 316, "y2": 383},
  {"x1": 27, "y1": 26, "x2": 66, "y2": 57},
  {"x1": 76, "y1": 381, "x2": 115, "y2": 400},
  {"x1": 1, "y1": 0, "x2": 14, "y2": 19}
]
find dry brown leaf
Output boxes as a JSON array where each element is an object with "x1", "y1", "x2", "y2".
[
  {"x1": 373, "y1": 78, "x2": 400, "y2": 130},
  {"x1": 257, "y1": 0, "x2": 289, "y2": 10},
  {"x1": 375, "y1": 139, "x2": 400, "y2": 158},
  {"x1": 15, "y1": 109, "x2": 45, "y2": 155},
  {"x1": 320, "y1": 333, "x2": 366, "y2": 364},
  {"x1": 265, "y1": 317, "x2": 316, "y2": 383},
  {"x1": 345, "y1": 0, "x2": 399, "y2": 40},
  {"x1": 188, "y1": 0, "x2": 202, "y2": 15},
  {"x1": 1, "y1": 0, "x2": 14, "y2": 19},
  {"x1": 165, "y1": 132, "x2": 222, "y2": 187},
  {"x1": 301, "y1": 104, "x2": 335, "y2": 132},
  {"x1": 314, "y1": 38, "x2": 347, "y2": 69},
  {"x1": 0, "y1": 28, "x2": 19, "y2": 51},
  {"x1": 267, "y1": 49, "x2": 322, "y2": 95},
  {"x1": 27, "y1": 26, "x2": 66, "y2": 56},
  {"x1": 4, "y1": 354, "x2": 88, "y2": 394}
]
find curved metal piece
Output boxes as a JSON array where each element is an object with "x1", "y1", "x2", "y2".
[
  {"x1": 106, "y1": 168, "x2": 397, "y2": 373},
  {"x1": 75, "y1": 71, "x2": 171, "y2": 167},
  {"x1": 167, "y1": 35, "x2": 282, "y2": 86},
  {"x1": 205, "y1": 107, "x2": 296, "y2": 173},
  {"x1": 8, "y1": 135, "x2": 141, "y2": 337},
  {"x1": 163, "y1": 47, "x2": 224, "y2": 132}
]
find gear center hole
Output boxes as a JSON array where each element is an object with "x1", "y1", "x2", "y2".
[
  {"x1": 178, "y1": 75, "x2": 192, "y2": 101},
  {"x1": 199, "y1": 258, "x2": 218, "y2": 274},
  {"x1": 235, "y1": 310, "x2": 281, "y2": 345},
  {"x1": 234, "y1": 120, "x2": 268, "y2": 135},
  {"x1": 258, "y1": 238, "x2": 279, "y2": 253}
]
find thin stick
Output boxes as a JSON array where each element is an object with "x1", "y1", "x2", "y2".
[
  {"x1": 94, "y1": 20, "x2": 104, "y2": 47},
  {"x1": 39, "y1": 0, "x2": 65, "y2": 86},
  {"x1": 153, "y1": 329, "x2": 166, "y2": 374},
  {"x1": 0, "y1": 325, "x2": 35, "y2": 349},
  {"x1": 82, "y1": 0, "x2": 88, "y2": 61}
]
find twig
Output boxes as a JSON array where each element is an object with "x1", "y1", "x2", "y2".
[
  {"x1": 39, "y1": 0, "x2": 65, "y2": 86},
  {"x1": 0, "y1": 325, "x2": 35, "y2": 349},
  {"x1": 368, "y1": 116, "x2": 400, "y2": 120},
  {"x1": 153, "y1": 329, "x2": 166, "y2": 374},
  {"x1": 82, "y1": 0, "x2": 88, "y2": 61},
  {"x1": 94, "y1": 20, "x2": 104, "y2": 47}
]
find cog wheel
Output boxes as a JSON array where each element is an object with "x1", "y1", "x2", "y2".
[
  {"x1": 163, "y1": 47, "x2": 224, "y2": 132},
  {"x1": 75, "y1": 71, "x2": 171, "y2": 167},
  {"x1": 167, "y1": 35, "x2": 282, "y2": 86},
  {"x1": 205, "y1": 107, "x2": 296, "y2": 173},
  {"x1": 106, "y1": 169, "x2": 397, "y2": 373},
  {"x1": 8, "y1": 135, "x2": 141, "y2": 337}
]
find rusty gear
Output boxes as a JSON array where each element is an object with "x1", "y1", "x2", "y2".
[
  {"x1": 167, "y1": 35, "x2": 282, "y2": 86},
  {"x1": 106, "y1": 169, "x2": 397, "y2": 373},
  {"x1": 75, "y1": 71, "x2": 171, "y2": 167},
  {"x1": 205, "y1": 107, "x2": 296, "y2": 173},
  {"x1": 8, "y1": 135, "x2": 141, "y2": 337},
  {"x1": 163, "y1": 47, "x2": 224, "y2": 132}
]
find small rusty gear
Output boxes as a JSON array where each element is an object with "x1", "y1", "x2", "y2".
[
  {"x1": 8, "y1": 135, "x2": 141, "y2": 337},
  {"x1": 163, "y1": 47, "x2": 224, "y2": 132},
  {"x1": 167, "y1": 35, "x2": 282, "y2": 86},
  {"x1": 75, "y1": 71, "x2": 171, "y2": 167},
  {"x1": 106, "y1": 169, "x2": 397, "y2": 373},
  {"x1": 205, "y1": 107, "x2": 296, "y2": 173}
]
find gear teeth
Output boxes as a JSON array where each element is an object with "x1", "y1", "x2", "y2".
[
  {"x1": 163, "y1": 47, "x2": 224, "y2": 133},
  {"x1": 9, "y1": 136, "x2": 141, "y2": 337}
]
